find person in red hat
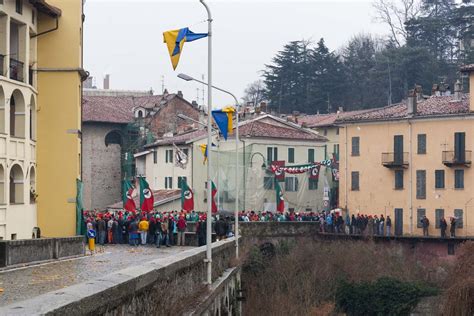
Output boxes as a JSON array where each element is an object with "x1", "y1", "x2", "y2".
[{"x1": 177, "y1": 215, "x2": 187, "y2": 246}]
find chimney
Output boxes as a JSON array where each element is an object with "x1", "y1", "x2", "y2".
[
  {"x1": 415, "y1": 84, "x2": 423, "y2": 101},
  {"x1": 259, "y1": 101, "x2": 267, "y2": 113},
  {"x1": 191, "y1": 100, "x2": 198, "y2": 108},
  {"x1": 338, "y1": 106, "x2": 344, "y2": 113},
  {"x1": 460, "y1": 65, "x2": 474, "y2": 112},
  {"x1": 177, "y1": 90, "x2": 183, "y2": 98},
  {"x1": 407, "y1": 89, "x2": 417, "y2": 116},
  {"x1": 103, "y1": 74, "x2": 110, "y2": 90},
  {"x1": 454, "y1": 80, "x2": 462, "y2": 101}
]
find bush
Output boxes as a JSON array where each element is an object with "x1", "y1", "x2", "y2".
[{"x1": 335, "y1": 277, "x2": 438, "y2": 316}]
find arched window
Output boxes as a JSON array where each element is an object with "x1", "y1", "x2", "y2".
[
  {"x1": 9, "y1": 89, "x2": 25, "y2": 138},
  {"x1": 105, "y1": 130, "x2": 123, "y2": 147},
  {"x1": 0, "y1": 86, "x2": 5, "y2": 134},
  {"x1": 9, "y1": 164, "x2": 24, "y2": 204},
  {"x1": 0, "y1": 165, "x2": 5, "y2": 204},
  {"x1": 30, "y1": 95, "x2": 36, "y2": 140},
  {"x1": 135, "y1": 109, "x2": 145, "y2": 118},
  {"x1": 29, "y1": 166, "x2": 36, "y2": 204}
]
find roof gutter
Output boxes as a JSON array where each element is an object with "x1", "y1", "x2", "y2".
[{"x1": 31, "y1": 16, "x2": 59, "y2": 38}]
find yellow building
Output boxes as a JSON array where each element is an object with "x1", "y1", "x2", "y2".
[
  {"x1": 0, "y1": 1, "x2": 84, "y2": 240},
  {"x1": 338, "y1": 68, "x2": 474, "y2": 237}
]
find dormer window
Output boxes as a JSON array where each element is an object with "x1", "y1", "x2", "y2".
[{"x1": 135, "y1": 108, "x2": 145, "y2": 118}]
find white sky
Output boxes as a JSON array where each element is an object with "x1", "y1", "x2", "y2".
[{"x1": 83, "y1": 0, "x2": 388, "y2": 106}]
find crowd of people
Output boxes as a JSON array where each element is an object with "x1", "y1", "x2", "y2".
[
  {"x1": 83, "y1": 208, "x2": 461, "y2": 248},
  {"x1": 83, "y1": 210, "x2": 235, "y2": 248}
]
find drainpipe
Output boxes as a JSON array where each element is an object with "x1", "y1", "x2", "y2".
[
  {"x1": 408, "y1": 120, "x2": 413, "y2": 235},
  {"x1": 241, "y1": 139, "x2": 246, "y2": 210},
  {"x1": 344, "y1": 126, "x2": 348, "y2": 212},
  {"x1": 30, "y1": 17, "x2": 59, "y2": 38}
]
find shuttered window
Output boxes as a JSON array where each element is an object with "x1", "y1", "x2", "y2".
[
  {"x1": 454, "y1": 209, "x2": 463, "y2": 228},
  {"x1": 308, "y1": 149, "x2": 315, "y2": 163},
  {"x1": 308, "y1": 178, "x2": 318, "y2": 190},
  {"x1": 417, "y1": 134, "x2": 427, "y2": 154},
  {"x1": 416, "y1": 170, "x2": 426, "y2": 199},
  {"x1": 177, "y1": 177, "x2": 187, "y2": 189},
  {"x1": 435, "y1": 170, "x2": 445, "y2": 189},
  {"x1": 351, "y1": 171, "x2": 359, "y2": 191},
  {"x1": 454, "y1": 132, "x2": 466, "y2": 162},
  {"x1": 263, "y1": 177, "x2": 274, "y2": 190},
  {"x1": 267, "y1": 147, "x2": 278, "y2": 164},
  {"x1": 285, "y1": 177, "x2": 298, "y2": 192},
  {"x1": 435, "y1": 209, "x2": 444, "y2": 228},
  {"x1": 351, "y1": 137, "x2": 360, "y2": 156},
  {"x1": 417, "y1": 208, "x2": 426, "y2": 228},
  {"x1": 288, "y1": 148, "x2": 295, "y2": 163},
  {"x1": 153, "y1": 151, "x2": 157, "y2": 164},
  {"x1": 394, "y1": 170, "x2": 404, "y2": 189},
  {"x1": 455, "y1": 170, "x2": 464, "y2": 189}
]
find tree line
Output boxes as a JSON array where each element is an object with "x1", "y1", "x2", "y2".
[{"x1": 243, "y1": 0, "x2": 473, "y2": 114}]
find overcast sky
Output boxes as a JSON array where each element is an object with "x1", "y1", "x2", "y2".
[{"x1": 84, "y1": 0, "x2": 388, "y2": 106}]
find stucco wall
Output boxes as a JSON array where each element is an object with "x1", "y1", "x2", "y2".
[{"x1": 82, "y1": 123, "x2": 125, "y2": 210}]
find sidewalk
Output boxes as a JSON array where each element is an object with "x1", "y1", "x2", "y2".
[{"x1": 0, "y1": 244, "x2": 193, "y2": 306}]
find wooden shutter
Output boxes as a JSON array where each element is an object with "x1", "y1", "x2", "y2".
[
  {"x1": 417, "y1": 208, "x2": 426, "y2": 228},
  {"x1": 416, "y1": 170, "x2": 426, "y2": 199}
]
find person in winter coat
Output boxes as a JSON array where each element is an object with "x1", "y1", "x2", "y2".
[
  {"x1": 215, "y1": 217, "x2": 227, "y2": 240},
  {"x1": 421, "y1": 216, "x2": 430, "y2": 236},
  {"x1": 440, "y1": 217, "x2": 448, "y2": 238},
  {"x1": 450, "y1": 217, "x2": 456, "y2": 237},
  {"x1": 385, "y1": 216, "x2": 392, "y2": 237},
  {"x1": 177, "y1": 216, "x2": 187, "y2": 246}
]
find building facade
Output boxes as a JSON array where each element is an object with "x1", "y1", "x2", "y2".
[{"x1": 338, "y1": 70, "x2": 474, "y2": 237}]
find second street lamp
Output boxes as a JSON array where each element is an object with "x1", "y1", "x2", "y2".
[{"x1": 178, "y1": 73, "x2": 241, "y2": 259}]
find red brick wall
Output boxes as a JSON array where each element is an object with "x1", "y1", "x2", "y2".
[{"x1": 149, "y1": 96, "x2": 200, "y2": 137}]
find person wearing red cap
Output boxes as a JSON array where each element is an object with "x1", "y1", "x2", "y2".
[{"x1": 177, "y1": 216, "x2": 187, "y2": 246}]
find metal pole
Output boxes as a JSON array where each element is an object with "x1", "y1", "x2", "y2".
[{"x1": 200, "y1": 0, "x2": 213, "y2": 286}]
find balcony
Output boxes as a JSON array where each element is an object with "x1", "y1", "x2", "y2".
[
  {"x1": 442, "y1": 151, "x2": 472, "y2": 167},
  {"x1": 0, "y1": 54, "x2": 4, "y2": 76},
  {"x1": 381, "y1": 152, "x2": 409, "y2": 168},
  {"x1": 9, "y1": 58, "x2": 24, "y2": 82}
]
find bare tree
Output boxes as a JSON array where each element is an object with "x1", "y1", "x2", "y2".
[
  {"x1": 242, "y1": 80, "x2": 265, "y2": 106},
  {"x1": 372, "y1": 0, "x2": 422, "y2": 47}
]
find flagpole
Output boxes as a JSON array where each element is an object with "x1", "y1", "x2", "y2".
[{"x1": 200, "y1": 0, "x2": 213, "y2": 286}]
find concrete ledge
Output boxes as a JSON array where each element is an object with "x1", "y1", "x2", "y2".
[
  {"x1": 0, "y1": 236, "x2": 85, "y2": 268},
  {"x1": 0, "y1": 238, "x2": 237, "y2": 316}
]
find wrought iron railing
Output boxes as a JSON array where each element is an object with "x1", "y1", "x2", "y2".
[
  {"x1": 442, "y1": 151, "x2": 472, "y2": 166},
  {"x1": 9, "y1": 58, "x2": 24, "y2": 82},
  {"x1": 0, "y1": 54, "x2": 4, "y2": 76},
  {"x1": 381, "y1": 152, "x2": 409, "y2": 168}
]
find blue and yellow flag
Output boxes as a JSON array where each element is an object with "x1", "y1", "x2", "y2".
[
  {"x1": 163, "y1": 27, "x2": 208, "y2": 70},
  {"x1": 199, "y1": 143, "x2": 216, "y2": 164},
  {"x1": 211, "y1": 107, "x2": 235, "y2": 140}
]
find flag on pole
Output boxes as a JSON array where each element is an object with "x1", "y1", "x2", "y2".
[
  {"x1": 275, "y1": 179, "x2": 285, "y2": 213},
  {"x1": 122, "y1": 180, "x2": 136, "y2": 212},
  {"x1": 163, "y1": 27, "x2": 208, "y2": 70},
  {"x1": 173, "y1": 143, "x2": 188, "y2": 169},
  {"x1": 181, "y1": 179, "x2": 194, "y2": 212},
  {"x1": 211, "y1": 107, "x2": 235, "y2": 140},
  {"x1": 199, "y1": 143, "x2": 216, "y2": 164},
  {"x1": 211, "y1": 181, "x2": 218, "y2": 213},
  {"x1": 139, "y1": 177, "x2": 154, "y2": 212}
]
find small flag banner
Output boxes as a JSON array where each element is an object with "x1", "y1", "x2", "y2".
[
  {"x1": 269, "y1": 161, "x2": 338, "y2": 181},
  {"x1": 163, "y1": 27, "x2": 208, "y2": 70}
]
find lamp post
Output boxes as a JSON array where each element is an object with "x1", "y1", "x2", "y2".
[{"x1": 178, "y1": 72, "x2": 241, "y2": 259}]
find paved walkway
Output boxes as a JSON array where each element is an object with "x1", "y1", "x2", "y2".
[{"x1": 0, "y1": 244, "x2": 194, "y2": 306}]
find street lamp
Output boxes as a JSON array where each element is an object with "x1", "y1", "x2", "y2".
[
  {"x1": 250, "y1": 152, "x2": 267, "y2": 169},
  {"x1": 178, "y1": 72, "x2": 241, "y2": 259}
]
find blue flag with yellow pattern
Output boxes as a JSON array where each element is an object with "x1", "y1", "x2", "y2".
[
  {"x1": 163, "y1": 27, "x2": 208, "y2": 70},
  {"x1": 211, "y1": 107, "x2": 235, "y2": 140}
]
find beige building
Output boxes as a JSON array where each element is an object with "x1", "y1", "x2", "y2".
[
  {"x1": 138, "y1": 114, "x2": 331, "y2": 213},
  {"x1": 337, "y1": 67, "x2": 474, "y2": 237}
]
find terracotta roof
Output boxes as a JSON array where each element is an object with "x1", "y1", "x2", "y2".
[
  {"x1": 299, "y1": 109, "x2": 373, "y2": 128},
  {"x1": 460, "y1": 64, "x2": 474, "y2": 72},
  {"x1": 238, "y1": 118, "x2": 326, "y2": 141},
  {"x1": 82, "y1": 94, "x2": 176, "y2": 124},
  {"x1": 145, "y1": 129, "x2": 208, "y2": 147},
  {"x1": 107, "y1": 189, "x2": 181, "y2": 210},
  {"x1": 336, "y1": 94, "x2": 471, "y2": 123}
]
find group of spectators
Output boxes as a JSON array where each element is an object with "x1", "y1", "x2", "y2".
[{"x1": 83, "y1": 210, "x2": 235, "y2": 248}]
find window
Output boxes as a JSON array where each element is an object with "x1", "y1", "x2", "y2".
[
  {"x1": 454, "y1": 132, "x2": 466, "y2": 162},
  {"x1": 351, "y1": 137, "x2": 360, "y2": 156},
  {"x1": 435, "y1": 170, "x2": 445, "y2": 189},
  {"x1": 417, "y1": 134, "x2": 426, "y2": 154},
  {"x1": 308, "y1": 178, "x2": 318, "y2": 190},
  {"x1": 394, "y1": 170, "x2": 403, "y2": 189},
  {"x1": 416, "y1": 170, "x2": 426, "y2": 199},
  {"x1": 308, "y1": 148, "x2": 315, "y2": 163},
  {"x1": 454, "y1": 209, "x2": 463, "y2": 228},
  {"x1": 416, "y1": 208, "x2": 426, "y2": 228},
  {"x1": 323, "y1": 129, "x2": 328, "y2": 136},
  {"x1": 104, "y1": 131, "x2": 122, "y2": 146},
  {"x1": 267, "y1": 147, "x2": 278, "y2": 164},
  {"x1": 165, "y1": 177, "x2": 173, "y2": 189},
  {"x1": 153, "y1": 151, "x2": 157, "y2": 164},
  {"x1": 351, "y1": 171, "x2": 359, "y2": 191},
  {"x1": 183, "y1": 148, "x2": 189, "y2": 157},
  {"x1": 285, "y1": 177, "x2": 298, "y2": 192},
  {"x1": 177, "y1": 176, "x2": 187, "y2": 189},
  {"x1": 165, "y1": 149, "x2": 173, "y2": 163},
  {"x1": 435, "y1": 209, "x2": 444, "y2": 229},
  {"x1": 454, "y1": 170, "x2": 464, "y2": 189},
  {"x1": 15, "y1": 0, "x2": 22, "y2": 14},
  {"x1": 263, "y1": 177, "x2": 274, "y2": 190},
  {"x1": 336, "y1": 128, "x2": 339, "y2": 135},
  {"x1": 32, "y1": 10, "x2": 35, "y2": 24},
  {"x1": 333, "y1": 144, "x2": 339, "y2": 157},
  {"x1": 288, "y1": 148, "x2": 295, "y2": 163}
]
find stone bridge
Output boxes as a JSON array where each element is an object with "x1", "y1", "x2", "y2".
[{"x1": 1, "y1": 222, "x2": 472, "y2": 315}]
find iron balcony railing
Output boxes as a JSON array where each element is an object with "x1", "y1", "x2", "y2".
[
  {"x1": 442, "y1": 151, "x2": 472, "y2": 167},
  {"x1": 381, "y1": 152, "x2": 409, "y2": 168},
  {"x1": 29, "y1": 66, "x2": 33, "y2": 86},
  {"x1": 0, "y1": 54, "x2": 4, "y2": 76},
  {"x1": 10, "y1": 58, "x2": 24, "y2": 82}
]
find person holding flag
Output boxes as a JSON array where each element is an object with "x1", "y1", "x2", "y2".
[{"x1": 139, "y1": 177, "x2": 154, "y2": 212}]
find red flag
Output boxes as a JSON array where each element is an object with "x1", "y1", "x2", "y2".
[
  {"x1": 211, "y1": 181, "x2": 218, "y2": 213},
  {"x1": 139, "y1": 177, "x2": 154, "y2": 212},
  {"x1": 272, "y1": 160, "x2": 286, "y2": 182},
  {"x1": 181, "y1": 181, "x2": 194, "y2": 212},
  {"x1": 309, "y1": 165, "x2": 321, "y2": 179},
  {"x1": 275, "y1": 180, "x2": 285, "y2": 213},
  {"x1": 124, "y1": 188, "x2": 136, "y2": 212}
]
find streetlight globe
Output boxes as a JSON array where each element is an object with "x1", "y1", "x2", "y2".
[{"x1": 177, "y1": 73, "x2": 194, "y2": 81}]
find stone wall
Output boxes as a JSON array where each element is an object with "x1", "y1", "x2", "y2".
[
  {"x1": 82, "y1": 122, "x2": 125, "y2": 210},
  {"x1": 0, "y1": 236, "x2": 85, "y2": 268},
  {"x1": 0, "y1": 238, "x2": 237, "y2": 315}
]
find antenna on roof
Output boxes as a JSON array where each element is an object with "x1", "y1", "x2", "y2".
[{"x1": 161, "y1": 75, "x2": 165, "y2": 94}]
